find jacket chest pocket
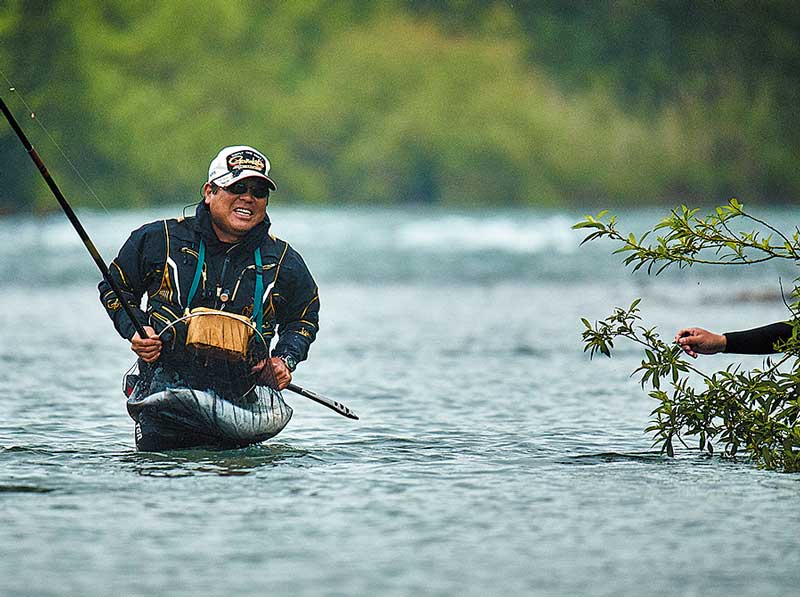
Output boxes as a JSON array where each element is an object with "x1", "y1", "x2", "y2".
[{"x1": 231, "y1": 262, "x2": 279, "y2": 307}]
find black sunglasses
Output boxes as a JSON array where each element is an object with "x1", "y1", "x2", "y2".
[{"x1": 224, "y1": 180, "x2": 271, "y2": 199}]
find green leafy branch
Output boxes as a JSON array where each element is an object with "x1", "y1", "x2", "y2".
[
  {"x1": 576, "y1": 202, "x2": 800, "y2": 471},
  {"x1": 574, "y1": 199, "x2": 800, "y2": 276}
]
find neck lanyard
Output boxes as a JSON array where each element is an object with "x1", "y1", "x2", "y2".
[{"x1": 186, "y1": 239, "x2": 264, "y2": 330}]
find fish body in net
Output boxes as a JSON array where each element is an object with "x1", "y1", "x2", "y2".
[
  {"x1": 123, "y1": 310, "x2": 290, "y2": 447},
  {"x1": 126, "y1": 384, "x2": 293, "y2": 445}
]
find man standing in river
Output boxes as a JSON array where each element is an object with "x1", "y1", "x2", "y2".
[{"x1": 98, "y1": 145, "x2": 319, "y2": 448}]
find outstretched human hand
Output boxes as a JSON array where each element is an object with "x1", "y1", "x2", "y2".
[
  {"x1": 675, "y1": 327, "x2": 726, "y2": 358},
  {"x1": 251, "y1": 357, "x2": 292, "y2": 390},
  {"x1": 131, "y1": 326, "x2": 162, "y2": 362}
]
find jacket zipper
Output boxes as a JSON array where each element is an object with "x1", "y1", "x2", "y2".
[{"x1": 217, "y1": 253, "x2": 232, "y2": 308}]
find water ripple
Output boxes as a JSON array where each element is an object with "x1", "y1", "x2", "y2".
[{"x1": 0, "y1": 484, "x2": 55, "y2": 494}]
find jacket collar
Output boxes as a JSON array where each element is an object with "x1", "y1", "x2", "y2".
[{"x1": 193, "y1": 201, "x2": 271, "y2": 254}]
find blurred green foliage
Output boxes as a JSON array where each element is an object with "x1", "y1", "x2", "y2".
[{"x1": 2, "y1": 1, "x2": 798, "y2": 211}]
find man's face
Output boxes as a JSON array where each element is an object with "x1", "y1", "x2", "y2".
[{"x1": 203, "y1": 177, "x2": 269, "y2": 242}]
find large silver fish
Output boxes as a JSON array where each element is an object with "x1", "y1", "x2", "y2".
[{"x1": 127, "y1": 385, "x2": 293, "y2": 445}]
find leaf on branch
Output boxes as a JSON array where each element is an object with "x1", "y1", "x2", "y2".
[{"x1": 572, "y1": 221, "x2": 607, "y2": 230}]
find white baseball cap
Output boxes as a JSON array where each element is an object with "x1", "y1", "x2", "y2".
[{"x1": 207, "y1": 145, "x2": 277, "y2": 190}]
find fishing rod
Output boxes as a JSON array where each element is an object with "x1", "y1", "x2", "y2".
[
  {"x1": 0, "y1": 96, "x2": 144, "y2": 332},
  {"x1": 1, "y1": 95, "x2": 358, "y2": 421}
]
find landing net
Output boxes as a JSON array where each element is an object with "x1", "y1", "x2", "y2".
[{"x1": 124, "y1": 309, "x2": 292, "y2": 447}]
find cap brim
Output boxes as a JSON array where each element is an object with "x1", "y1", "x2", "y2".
[{"x1": 212, "y1": 169, "x2": 277, "y2": 191}]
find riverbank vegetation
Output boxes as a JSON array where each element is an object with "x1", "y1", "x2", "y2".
[
  {"x1": 575, "y1": 201, "x2": 800, "y2": 472},
  {"x1": 2, "y1": 2, "x2": 798, "y2": 212}
]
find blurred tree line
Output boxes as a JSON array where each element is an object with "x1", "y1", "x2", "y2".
[{"x1": 1, "y1": 0, "x2": 798, "y2": 212}]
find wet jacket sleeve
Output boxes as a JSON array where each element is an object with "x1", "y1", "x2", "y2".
[
  {"x1": 723, "y1": 322, "x2": 793, "y2": 354},
  {"x1": 272, "y1": 248, "x2": 319, "y2": 364},
  {"x1": 97, "y1": 224, "x2": 160, "y2": 340}
]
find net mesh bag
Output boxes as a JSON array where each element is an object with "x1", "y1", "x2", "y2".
[{"x1": 125, "y1": 309, "x2": 291, "y2": 447}]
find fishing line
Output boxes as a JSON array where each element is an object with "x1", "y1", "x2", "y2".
[
  {"x1": 0, "y1": 71, "x2": 111, "y2": 215},
  {"x1": 1, "y1": 74, "x2": 153, "y2": 288},
  {"x1": 182, "y1": 200, "x2": 203, "y2": 219}
]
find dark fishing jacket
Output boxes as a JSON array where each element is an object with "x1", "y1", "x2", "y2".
[
  {"x1": 724, "y1": 322, "x2": 792, "y2": 354},
  {"x1": 98, "y1": 202, "x2": 319, "y2": 365}
]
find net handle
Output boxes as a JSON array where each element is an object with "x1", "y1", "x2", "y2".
[{"x1": 156, "y1": 311, "x2": 360, "y2": 420}]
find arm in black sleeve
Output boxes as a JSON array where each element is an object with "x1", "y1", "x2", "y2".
[
  {"x1": 97, "y1": 224, "x2": 159, "y2": 340},
  {"x1": 723, "y1": 322, "x2": 793, "y2": 354},
  {"x1": 272, "y1": 248, "x2": 319, "y2": 364}
]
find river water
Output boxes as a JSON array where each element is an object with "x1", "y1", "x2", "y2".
[{"x1": 1, "y1": 204, "x2": 799, "y2": 596}]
